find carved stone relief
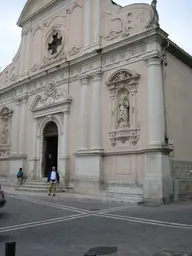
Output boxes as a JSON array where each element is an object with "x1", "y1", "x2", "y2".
[
  {"x1": 0, "y1": 107, "x2": 13, "y2": 151},
  {"x1": 117, "y1": 90, "x2": 130, "y2": 128},
  {"x1": 106, "y1": 70, "x2": 140, "y2": 147},
  {"x1": 30, "y1": 80, "x2": 72, "y2": 112},
  {"x1": 69, "y1": 46, "x2": 81, "y2": 56},
  {"x1": 103, "y1": 4, "x2": 153, "y2": 43}
]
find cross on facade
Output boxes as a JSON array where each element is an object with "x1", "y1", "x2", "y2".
[{"x1": 48, "y1": 33, "x2": 62, "y2": 55}]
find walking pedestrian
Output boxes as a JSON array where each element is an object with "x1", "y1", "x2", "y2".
[{"x1": 47, "y1": 166, "x2": 60, "y2": 196}]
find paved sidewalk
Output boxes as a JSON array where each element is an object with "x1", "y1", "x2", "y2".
[{"x1": 1, "y1": 185, "x2": 133, "y2": 204}]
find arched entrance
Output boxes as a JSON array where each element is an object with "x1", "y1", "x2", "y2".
[{"x1": 42, "y1": 121, "x2": 58, "y2": 177}]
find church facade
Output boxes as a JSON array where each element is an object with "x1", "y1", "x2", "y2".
[{"x1": 0, "y1": 0, "x2": 192, "y2": 204}]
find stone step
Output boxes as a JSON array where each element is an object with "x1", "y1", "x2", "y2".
[
  {"x1": 20, "y1": 184, "x2": 49, "y2": 189},
  {"x1": 26, "y1": 179, "x2": 47, "y2": 183},
  {"x1": 15, "y1": 187, "x2": 49, "y2": 192},
  {"x1": 24, "y1": 182, "x2": 48, "y2": 186},
  {"x1": 16, "y1": 185, "x2": 64, "y2": 191},
  {"x1": 16, "y1": 178, "x2": 66, "y2": 192}
]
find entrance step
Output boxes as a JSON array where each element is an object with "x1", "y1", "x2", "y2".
[{"x1": 15, "y1": 179, "x2": 65, "y2": 193}]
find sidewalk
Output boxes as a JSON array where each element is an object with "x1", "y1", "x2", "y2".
[{"x1": 2, "y1": 185, "x2": 135, "y2": 204}]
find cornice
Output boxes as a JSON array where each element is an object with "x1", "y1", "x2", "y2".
[
  {"x1": 74, "y1": 145, "x2": 172, "y2": 157},
  {"x1": 17, "y1": 0, "x2": 61, "y2": 27},
  {"x1": 1, "y1": 28, "x2": 187, "y2": 100},
  {"x1": 2, "y1": 30, "x2": 155, "y2": 89}
]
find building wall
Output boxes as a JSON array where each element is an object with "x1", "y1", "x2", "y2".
[
  {"x1": 165, "y1": 52, "x2": 192, "y2": 198},
  {"x1": 165, "y1": 52, "x2": 192, "y2": 161},
  {"x1": 101, "y1": 60, "x2": 148, "y2": 191}
]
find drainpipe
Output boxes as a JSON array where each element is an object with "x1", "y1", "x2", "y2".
[
  {"x1": 162, "y1": 40, "x2": 177, "y2": 200},
  {"x1": 67, "y1": 61, "x2": 70, "y2": 93}
]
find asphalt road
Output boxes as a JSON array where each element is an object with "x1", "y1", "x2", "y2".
[{"x1": 1, "y1": 193, "x2": 192, "y2": 256}]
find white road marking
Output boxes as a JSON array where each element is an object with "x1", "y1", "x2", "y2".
[
  {"x1": 7, "y1": 195, "x2": 90, "y2": 214},
  {"x1": 97, "y1": 205, "x2": 137, "y2": 214},
  {"x1": 7, "y1": 194, "x2": 136, "y2": 215},
  {"x1": 97, "y1": 213, "x2": 192, "y2": 230},
  {"x1": 6, "y1": 194, "x2": 192, "y2": 231},
  {"x1": 0, "y1": 213, "x2": 90, "y2": 233}
]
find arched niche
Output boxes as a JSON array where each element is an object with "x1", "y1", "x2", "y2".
[
  {"x1": 0, "y1": 106, "x2": 13, "y2": 148},
  {"x1": 106, "y1": 69, "x2": 140, "y2": 147}
]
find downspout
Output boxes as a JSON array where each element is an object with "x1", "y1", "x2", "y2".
[
  {"x1": 162, "y1": 39, "x2": 176, "y2": 200},
  {"x1": 67, "y1": 60, "x2": 70, "y2": 93}
]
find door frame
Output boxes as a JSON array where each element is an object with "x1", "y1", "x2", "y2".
[
  {"x1": 37, "y1": 115, "x2": 63, "y2": 179},
  {"x1": 43, "y1": 134, "x2": 58, "y2": 177}
]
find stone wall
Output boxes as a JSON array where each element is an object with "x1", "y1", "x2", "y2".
[{"x1": 171, "y1": 160, "x2": 192, "y2": 200}]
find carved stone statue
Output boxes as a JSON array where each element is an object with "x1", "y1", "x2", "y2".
[
  {"x1": 0, "y1": 117, "x2": 8, "y2": 145},
  {"x1": 0, "y1": 108, "x2": 12, "y2": 146},
  {"x1": 1, "y1": 122, "x2": 8, "y2": 144},
  {"x1": 151, "y1": 0, "x2": 159, "y2": 27},
  {"x1": 118, "y1": 94, "x2": 129, "y2": 128}
]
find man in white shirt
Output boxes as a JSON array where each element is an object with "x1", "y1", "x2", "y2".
[{"x1": 47, "y1": 166, "x2": 60, "y2": 196}]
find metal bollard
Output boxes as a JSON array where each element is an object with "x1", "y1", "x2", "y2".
[{"x1": 5, "y1": 241, "x2": 16, "y2": 256}]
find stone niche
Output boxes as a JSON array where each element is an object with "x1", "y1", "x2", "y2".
[
  {"x1": 106, "y1": 69, "x2": 140, "y2": 147},
  {"x1": 0, "y1": 107, "x2": 13, "y2": 157}
]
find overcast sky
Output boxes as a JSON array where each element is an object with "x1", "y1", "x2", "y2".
[{"x1": 0, "y1": 0, "x2": 191, "y2": 70}]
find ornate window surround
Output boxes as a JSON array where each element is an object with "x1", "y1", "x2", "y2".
[
  {"x1": 44, "y1": 27, "x2": 65, "y2": 63},
  {"x1": 106, "y1": 69, "x2": 140, "y2": 147}
]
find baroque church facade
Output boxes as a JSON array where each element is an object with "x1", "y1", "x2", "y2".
[{"x1": 1, "y1": 0, "x2": 192, "y2": 204}]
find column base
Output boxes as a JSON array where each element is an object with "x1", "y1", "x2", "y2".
[
  {"x1": 143, "y1": 151, "x2": 173, "y2": 205},
  {"x1": 29, "y1": 157, "x2": 38, "y2": 180},
  {"x1": 74, "y1": 151, "x2": 102, "y2": 195},
  {"x1": 59, "y1": 155, "x2": 70, "y2": 186},
  {"x1": 78, "y1": 147, "x2": 89, "y2": 151}
]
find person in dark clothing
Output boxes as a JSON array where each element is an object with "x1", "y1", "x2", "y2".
[
  {"x1": 47, "y1": 166, "x2": 60, "y2": 196},
  {"x1": 16, "y1": 168, "x2": 24, "y2": 187}
]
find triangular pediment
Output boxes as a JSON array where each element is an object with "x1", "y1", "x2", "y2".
[
  {"x1": 30, "y1": 81, "x2": 72, "y2": 112},
  {"x1": 17, "y1": 0, "x2": 58, "y2": 27}
]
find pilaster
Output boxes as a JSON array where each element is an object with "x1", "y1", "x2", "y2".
[
  {"x1": 79, "y1": 76, "x2": 89, "y2": 150},
  {"x1": 60, "y1": 111, "x2": 70, "y2": 185},
  {"x1": 146, "y1": 56, "x2": 165, "y2": 146},
  {"x1": 91, "y1": 72, "x2": 102, "y2": 150},
  {"x1": 143, "y1": 55, "x2": 173, "y2": 205},
  {"x1": 93, "y1": 0, "x2": 101, "y2": 46},
  {"x1": 83, "y1": 0, "x2": 90, "y2": 52},
  {"x1": 11, "y1": 100, "x2": 20, "y2": 154},
  {"x1": 19, "y1": 97, "x2": 28, "y2": 154}
]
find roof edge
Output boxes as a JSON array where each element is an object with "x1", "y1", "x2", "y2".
[
  {"x1": 17, "y1": 0, "x2": 57, "y2": 27},
  {"x1": 167, "y1": 39, "x2": 192, "y2": 69}
]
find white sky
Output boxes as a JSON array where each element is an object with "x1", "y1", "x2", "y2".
[{"x1": 0, "y1": 0, "x2": 191, "y2": 70}]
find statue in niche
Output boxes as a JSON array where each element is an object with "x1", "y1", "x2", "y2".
[
  {"x1": 1, "y1": 118, "x2": 8, "y2": 144},
  {"x1": 118, "y1": 93, "x2": 130, "y2": 128}
]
